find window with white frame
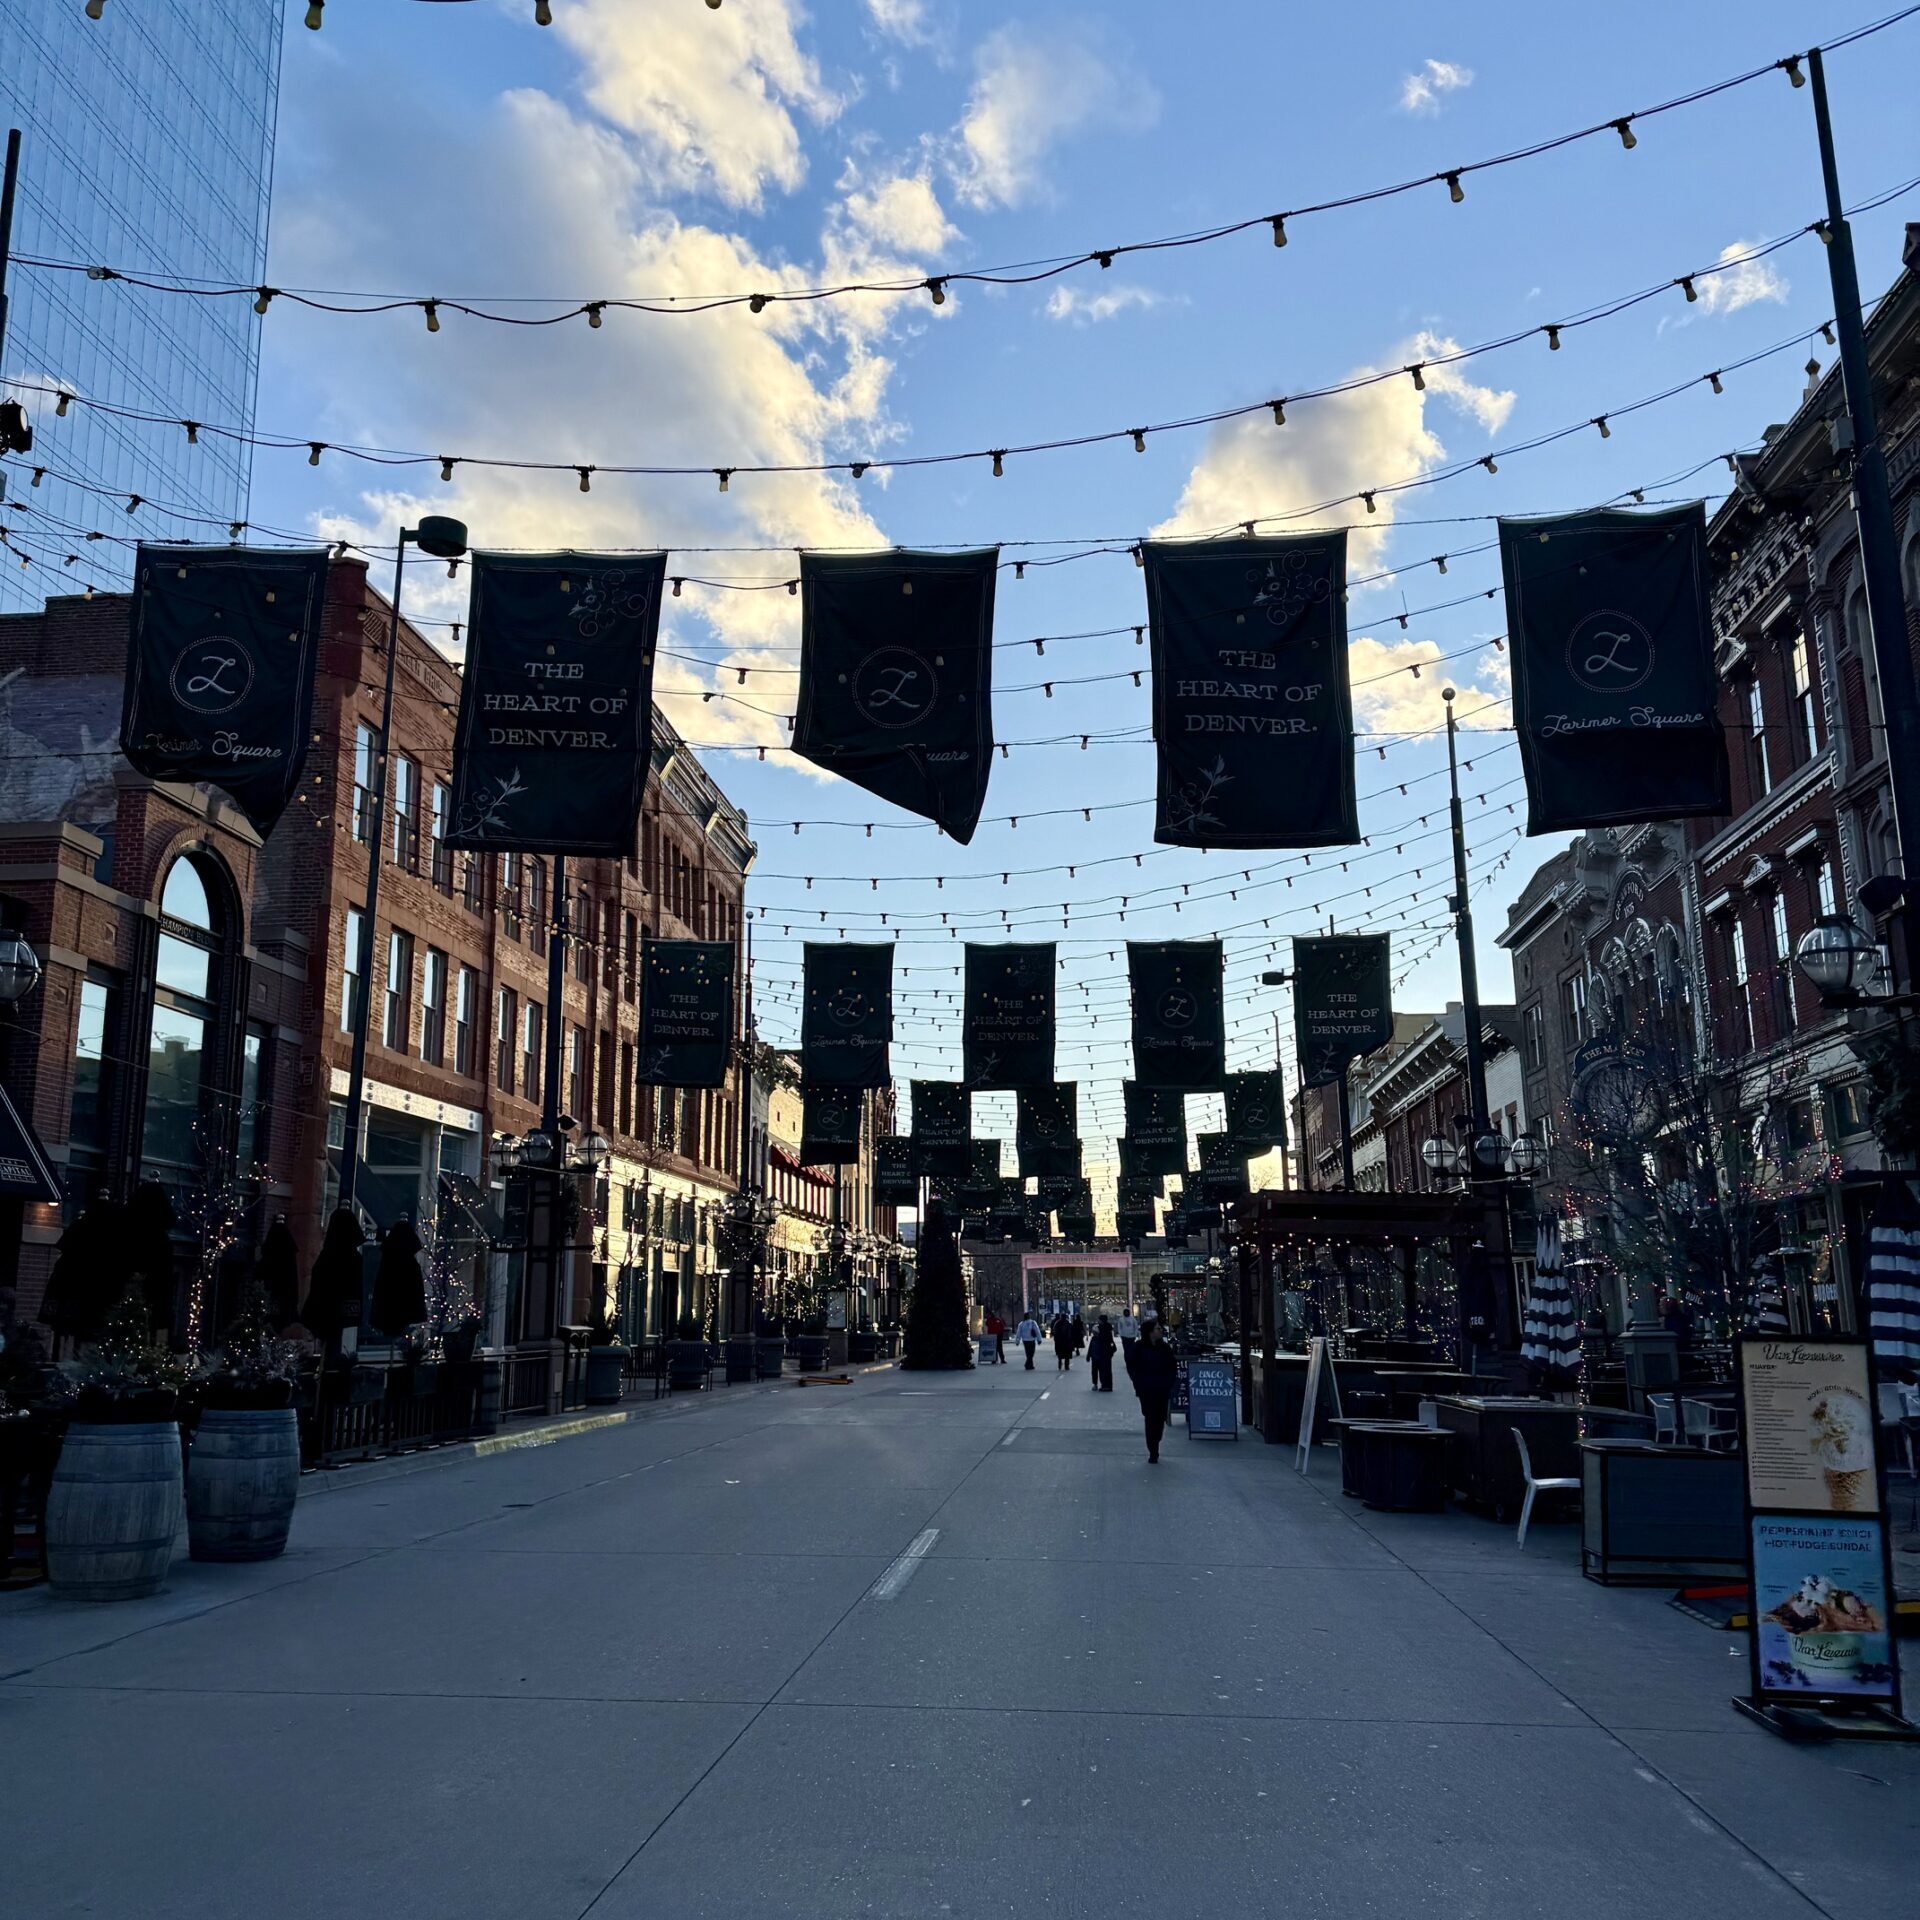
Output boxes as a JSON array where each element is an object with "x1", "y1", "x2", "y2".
[
  {"x1": 1748, "y1": 678, "x2": 1771, "y2": 796},
  {"x1": 1789, "y1": 630, "x2": 1819, "y2": 762}
]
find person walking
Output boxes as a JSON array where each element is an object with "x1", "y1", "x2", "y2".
[
  {"x1": 985, "y1": 1309, "x2": 1006, "y2": 1363},
  {"x1": 1051, "y1": 1310, "x2": 1075, "y2": 1372},
  {"x1": 1088, "y1": 1314, "x2": 1116, "y2": 1393},
  {"x1": 1070, "y1": 1310, "x2": 1086, "y2": 1359},
  {"x1": 1126, "y1": 1311, "x2": 1177, "y2": 1463},
  {"x1": 1014, "y1": 1311, "x2": 1042, "y2": 1370}
]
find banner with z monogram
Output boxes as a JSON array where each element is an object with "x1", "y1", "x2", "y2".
[
  {"x1": 801, "y1": 943, "x2": 892, "y2": 1089},
  {"x1": 1129, "y1": 940, "x2": 1226, "y2": 1090}
]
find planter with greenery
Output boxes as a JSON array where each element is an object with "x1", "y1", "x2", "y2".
[
  {"x1": 666, "y1": 1313, "x2": 710, "y2": 1389},
  {"x1": 794, "y1": 1315, "x2": 830, "y2": 1373},
  {"x1": 585, "y1": 1319, "x2": 628, "y2": 1405},
  {"x1": 847, "y1": 1321, "x2": 882, "y2": 1364},
  {"x1": 187, "y1": 1285, "x2": 303, "y2": 1564},
  {"x1": 46, "y1": 1290, "x2": 188, "y2": 1600}
]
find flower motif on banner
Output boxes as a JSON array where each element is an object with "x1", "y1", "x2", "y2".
[
  {"x1": 1161, "y1": 753, "x2": 1233, "y2": 839},
  {"x1": 453, "y1": 768, "x2": 529, "y2": 840},
  {"x1": 570, "y1": 569, "x2": 655, "y2": 640}
]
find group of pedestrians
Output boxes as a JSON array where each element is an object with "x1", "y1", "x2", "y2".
[{"x1": 981, "y1": 1301, "x2": 1173, "y2": 1463}]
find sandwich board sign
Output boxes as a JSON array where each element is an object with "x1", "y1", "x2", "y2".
[
  {"x1": 1185, "y1": 1357, "x2": 1238, "y2": 1440},
  {"x1": 1294, "y1": 1336, "x2": 1342, "y2": 1473}
]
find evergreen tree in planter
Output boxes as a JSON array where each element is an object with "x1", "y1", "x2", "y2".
[
  {"x1": 187, "y1": 1283, "x2": 302, "y2": 1563},
  {"x1": 902, "y1": 1201, "x2": 973, "y2": 1371}
]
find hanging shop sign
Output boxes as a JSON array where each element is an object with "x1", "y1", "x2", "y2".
[
  {"x1": 801, "y1": 942, "x2": 892, "y2": 1088},
  {"x1": 121, "y1": 545, "x2": 331, "y2": 835},
  {"x1": 634, "y1": 939, "x2": 735, "y2": 1088},
  {"x1": 962, "y1": 942, "x2": 1056, "y2": 1088},
  {"x1": 792, "y1": 547, "x2": 998, "y2": 843},
  {"x1": 1291, "y1": 934, "x2": 1392, "y2": 1088},
  {"x1": 1128, "y1": 940, "x2": 1226, "y2": 1090},
  {"x1": 799, "y1": 1083, "x2": 862, "y2": 1167},
  {"x1": 444, "y1": 551, "x2": 663, "y2": 855},
  {"x1": 874, "y1": 1136, "x2": 920, "y2": 1208},
  {"x1": 1016, "y1": 1083, "x2": 1079, "y2": 1180},
  {"x1": 1225, "y1": 1070, "x2": 1287, "y2": 1157},
  {"x1": 910, "y1": 1080, "x2": 971, "y2": 1177},
  {"x1": 1143, "y1": 533, "x2": 1357, "y2": 848},
  {"x1": 1123, "y1": 1082, "x2": 1188, "y2": 1176},
  {"x1": 1500, "y1": 504, "x2": 1728, "y2": 834}
]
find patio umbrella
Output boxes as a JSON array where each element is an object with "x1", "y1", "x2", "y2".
[
  {"x1": 1865, "y1": 1178, "x2": 1920, "y2": 1381},
  {"x1": 1745, "y1": 1254, "x2": 1789, "y2": 1336},
  {"x1": 1522, "y1": 1217, "x2": 1582, "y2": 1388}
]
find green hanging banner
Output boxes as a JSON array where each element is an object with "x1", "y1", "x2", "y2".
[
  {"x1": 1225, "y1": 1070, "x2": 1287, "y2": 1157},
  {"x1": 1291, "y1": 934, "x2": 1392, "y2": 1089},
  {"x1": 959, "y1": 1141, "x2": 1003, "y2": 1211},
  {"x1": 1123, "y1": 1082, "x2": 1188, "y2": 1176},
  {"x1": 799, "y1": 1084, "x2": 862, "y2": 1166},
  {"x1": 874, "y1": 1136, "x2": 919, "y2": 1208},
  {"x1": 635, "y1": 939, "x2": 735, "y2": 1089},
  {"x1": 801, "y1": 942, "x2": 893, "y2": 1089},
  {"x1": 1128, "y1": 940, "x2": 1226, "y2": 1090},
  {"x1": 962, "y1": 942, "x2": 1056, "y2": 1088},
  {"x1": 1015, "y1": 1083, "x2": 1079, "y2": 1180},
  {"x1": 1195, "y1": 1131, "x2": 1248, "y2": 1204},
  {"x1": 910, "y1": 1080, "x2": 971, "y2": 1177}
]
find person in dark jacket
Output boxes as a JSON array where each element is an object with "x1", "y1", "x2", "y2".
[
  {"x1": 1087, "y1": 1315, "x2": 1116, "y2": 1393},
  {"x1": 1070, "y1": 1311, "x2": 1086, "y2": 1358},
  {"x1": 1127, "y1": 1312, "x2": 1177, "y2": 1462},
  {"x1": 1051, "y1": 1311, "x2": 1075, "y2": 1372}
]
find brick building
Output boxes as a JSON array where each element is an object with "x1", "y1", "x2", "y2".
[
  {"x1": 1495, "y1": 227, "x2": 1920, "y2": 1335},
  {"x1": 0, "y1": 560, "x2": 761, "y2": 1348}
]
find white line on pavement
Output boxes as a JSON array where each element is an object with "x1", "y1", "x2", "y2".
[
  {"x1": 869, "y1": 1528, "x2": 940, "y2": 1602},
  {"x1": 1000, "y1": 1430, "x2": 1020, "y2": 1447},
  {"x1": 1040, "y1": 1391, "x2": 1050, "y2": 1400}
]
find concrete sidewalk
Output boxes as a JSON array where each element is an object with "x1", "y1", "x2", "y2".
[{"x1": 2, "y1": 1362, "x2": 1914, "y2": 1919}]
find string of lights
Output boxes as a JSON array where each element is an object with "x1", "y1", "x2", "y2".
[
  {"x1": 9, "y1": 205, "x2": 1898, "y2": 490},
  {"x1": 40, "y1": 10, "x2": 1920, "y2": 325}
]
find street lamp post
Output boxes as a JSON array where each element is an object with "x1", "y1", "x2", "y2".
[{"x1": 337, "y1": 516, "x2": 469, "y2": 1228}]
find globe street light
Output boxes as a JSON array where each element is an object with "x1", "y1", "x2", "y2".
[
  {"x1": 1794, "y1": 913, "x2": 1878, "y2": 1005},
  {"x1": 0, "y1": 928, "x2": 42, "y2": 1005}
]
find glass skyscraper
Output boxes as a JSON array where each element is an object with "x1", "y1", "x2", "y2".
[{"x1": 0, "y1": 0, "x2": 282, "y2": 614}]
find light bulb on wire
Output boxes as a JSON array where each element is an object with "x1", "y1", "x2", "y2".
[{"x1": 305, "y1": 0, "x2": 324, "y2": 28}]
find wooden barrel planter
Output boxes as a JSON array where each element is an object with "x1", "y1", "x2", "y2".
[
  {"x1": 795, "y1": 1334, "x2": 829, "y2": 1373},
  {"x1": 186, "y1": 1405, "x2": 301, "y2": 1562},
  {"x1": 755, "y1": 1335, "x2": 786, "y2": 1380},
  {"x1": 665, "y1": 1339, "x2": 709, "y2": 1390},
  {"x1": 46, "y1": 1405, "x2": 182, "y2": 1601},
  {"x1": 584, "y1": 1345, "x2": 628, "y2": 1405}
]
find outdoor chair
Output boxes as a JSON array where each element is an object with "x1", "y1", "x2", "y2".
[
  {"x1": 1681, "y1": 1398, "x2": 1738, "y2": 1453},
  {"x1": 1649, "y1": 1393, "x2": 1680, "y2": 1447},
  {"x1": 1511, "y1": 1426, "x2": 1579, "y2": 1550}
]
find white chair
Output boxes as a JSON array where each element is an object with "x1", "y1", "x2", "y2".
[
  {"x1": 1512, "y1": 1426, "x2": 1579, "y2": 1550},
  {"x1": 1649, "y1": 1393, "x2": 1680, "y2": 1447},
  {"x1": 1682, "y1": 1398, "x2": 1739, "y2": 1453}
]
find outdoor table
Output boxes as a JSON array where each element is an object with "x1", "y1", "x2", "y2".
[
  {"x1": 1370, "y1": 1369, "x2": 1480, "y2": 1419},
  {"x1": 1334, "y1": 1419, "x2": 1453, "y2": 1512},
  {"x1": 1579, "y1": 1438, "x2": 1745, "y2": 1585},
  {"x1": 1431, "y1": 1396, "x2": 1580, "y2": 1518}
]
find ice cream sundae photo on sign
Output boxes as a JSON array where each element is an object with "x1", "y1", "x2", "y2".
[{"x1": 1751, "y1": 1516, "x2": 1895, "y2": 1699}]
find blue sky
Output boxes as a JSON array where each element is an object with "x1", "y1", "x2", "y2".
[{"x1": 247, "y1": 0, "x2": 1920, "y2": 1190}]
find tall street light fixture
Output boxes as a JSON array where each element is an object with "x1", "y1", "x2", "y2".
[{"x1": 337, "y1": 515, "x2": 469, "y2": 1224}]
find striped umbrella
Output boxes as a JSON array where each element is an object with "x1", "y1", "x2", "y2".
[
  {"x1": 1746, "y1": 1254, "x2": 1790, "y2": 1336},
  {"x1": 1865, "y1": 1178, "x2": 1920, "y2": 1380},
  {"x1": 1522, "y1": 1217, "x2": 1583, "y2": 1388}
]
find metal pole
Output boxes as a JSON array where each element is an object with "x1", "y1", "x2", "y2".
[
  {"x1": 1807, "y1": 47, "x2": 1920, "y2": 984},
  {"x1": 730, "y1": 915, "x2": 757, "y2": 1345},
  {"x1": 0, "y1": 130, "x2": 22, "y2": 365},
  {"x1": 337, "y1": 533, "x2": 411, "y2": 1222},
  {"x1": 1236, "y1": 1238, "x2": 1254, "y2": 1425},
  {"x1": 543, "y1": 855, "x2": 568, "y2": 1351},
  {"x1": 1335, "y1": 1071, "x2": 1356, "y2": 1191},
  {"x1": 1443, "y1": 689, "x2": 1492, "y2": 1135}
]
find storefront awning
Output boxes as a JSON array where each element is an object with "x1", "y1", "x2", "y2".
[{"x1": 0, "y1": 1083, "x2": 62, "y2": 1203}]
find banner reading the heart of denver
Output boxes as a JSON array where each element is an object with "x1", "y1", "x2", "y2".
[
  {"x1": 960, "y1": 1141, "x2": 1003, "y2": 1211},
  {"x1": 792, "y1": 548, "x2": 998, "y2": 843},
  {"x1": 1225, "y1": 1070, "x2": 1287, "y2": 1156},
  {"x1": 910, "y1": 1081, "x2": 971, "y2": 1177},
  {"x1": 1129, "y1": 940, "x2": 1226, "y2": 1090},
  {"x1": 444, "y1": 551, "x2": 663, "y2": 854},
  {"x1": 801, "y1": 943, "x2": 892, "y2": 1088},
  {"x1": 1123, "y1": 1081, "x2": 1188, "y2": 1176},
  {"x1": 1143, "y1": 533, "x2": 1357, "y2": 848},
  {"x1": 963, "y1": 942, "x2": 1055, "y2": 1088},
  {"x1": 1291, "y1": 934, "x2": 1393, "y2": 1089},
  {"x1": 874, "y1": 1136, "x2": 920, "y2": 1208},
  {"x1": 121, "y1": 545, "x2": 330, "y2": 835},
  {"x1": 1015, "y1": 1083, "x2": 1079, "y2": 1180},
  {"x1": 1195, "y1": 1131, "x2": 1248, "y2": 1204},
  {"x1": 800, "y1": 1084, "x2": 862, "y2": 1166},
  {"x1": 634, "y1": 940, "x2": 734, "y2": 1088},
  {"x1": 1499, "y1": 504, "x2": 1728, "y2": 833}
]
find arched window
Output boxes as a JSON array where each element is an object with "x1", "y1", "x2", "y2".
[{"x1": 143, "y1": 853, "x2": 234, "y2": 1178}]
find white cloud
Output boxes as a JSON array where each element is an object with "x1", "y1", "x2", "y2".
[
  {"x1": 864, "y1": 0, "x2": 932, "y2": 43},
  {"x1": 951, "y1": 23, "x2": 1157, "y2": 209},
  {"x1": 1345, "y1": 635, "x2": 1509, "y2": 736},
  {"x1": 1044, "y1": 283, "x2": 1168, "y2": 326},
  {"x1": 271, "y1": 70, "x2": 932, "y2": 776},
  {"x1": 1695, "y1": 241, "x2": 1789, "y2": 315},
  {"x1": 1399, "y1": 59, "x2": 1474, "y2": 115},
  {"x1": 555, "y1": 0, "x2": 842, "y2": 210},
  {"x1": 1152, "y1": 332, "x2": 1515, "y2": 568},
  {"x1": 835, "y1": 166, "x2": 957, "y2": 256}
]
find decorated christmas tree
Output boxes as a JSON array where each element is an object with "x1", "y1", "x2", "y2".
[{"x1": 902, "y1": 1200, "x2": 972, "y2": 1371}]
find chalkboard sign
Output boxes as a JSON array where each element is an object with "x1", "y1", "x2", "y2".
[
  {"x1": 1184, "y1": 1357, "x2": 1238, "y2": 1440},
  {"x1": 1171, "y1": 1359, "x2": 1190, "y2": 1415}
]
